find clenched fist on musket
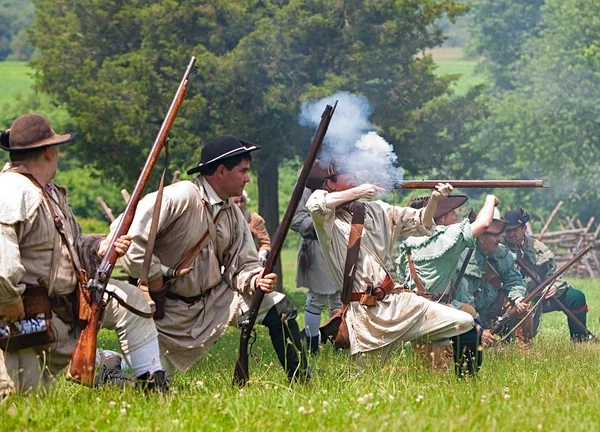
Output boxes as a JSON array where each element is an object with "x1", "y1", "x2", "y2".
[
  {"x1": 0, "y1": 298, "x2": 25, "y2": 324},
  {"x1": 255, "y1": 270, "x2": 278, "y2": 293},
  {"x1": 97, "y1": 234, "x2": 132, "y2": 259}
]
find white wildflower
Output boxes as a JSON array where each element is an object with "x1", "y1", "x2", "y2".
[
  {"x1": 504, "y1": 394, "x2": 510, "y2": 400},
  {"x1": 120, "y1": 408, "x2": 127, "y2": 416},
  {"x1": 416, "y1": 395, "x2": 424, "y2": 403},
  {"x1": 298, "y1": 406, "x2": 306, "y2": 413},
  {"x1": 108, "y1": 401, "x2": 117, "y2": 408},
  {"x1": 195, "y1": 381, "x2": 204, "y2": 388}
]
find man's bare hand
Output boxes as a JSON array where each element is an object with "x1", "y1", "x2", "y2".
[
  {"x1": 98, "y1": 234, "x2": 132, "y2": 259},
  {"x1": 481, "y1": 330, "x2": 496, "y2": 346},
  {"x1": 0, "y1": 298, "x2": 25, "y2": 324},
  {"x1": 354, "y1": 184, "x2": 386, "y2": 200},
  {"x1": 542, "y1": 285, "x2": 557, "y2": 299},
  {"x1": 486, "y1": 194, "x2": 499, "y2": 207},
  {"x1": 514, "y1": 298, "x2": 530, "y2": 313},
  {"x1": 431, "y1": 182, "x2": 453, "y2": 199},
  {"x1": 255, "y1": 270, "x2": 278, "y2": 293}
]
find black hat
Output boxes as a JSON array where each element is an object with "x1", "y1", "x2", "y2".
[
  {"x1": 504, "y1": 207, "x2": 531, "y2": 230},
  {"x1": 187, "y1": 135, "x2": 260, "y2": 175},
  {"x1": 0, "y1": 113, "x2": 75, "y2": 153},
  {"x1": 409, "y1": 195, "x2": 469, "y2": 220}
]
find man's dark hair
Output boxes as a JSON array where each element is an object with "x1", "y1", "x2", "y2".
[
  {"x1": 199, "y1": 153, "x2": 252, "y2": 176},
  {"x1": 9, "y1": 147, "x2": 45, "y2": 162}
]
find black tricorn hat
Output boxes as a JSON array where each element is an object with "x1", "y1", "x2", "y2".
[
  {"x1": 468, "y1": 208, "x2": 508, "y2": 235},
  {"x1": 187, "y1": 135, "x2": 260, "y2": 175},
  {"x1": 0, "y1": 113, "x2": 75, "y2": 152},
  {"x1": 409, "y1": 195, "x2": 469, "y2": 220},
  {"x1": 504, "y1": 207, "x2": 531, "y2": 230}
]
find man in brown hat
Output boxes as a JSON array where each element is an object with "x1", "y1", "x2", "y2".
[
  {"x1": 232, "y1": 191, "x2": 271, "y2": 265},
  {"x1": 503, "y1": 208, "x2": 590, "y2": 341},
  {"x1": 0, "y1": 113, "x2": 165, "y2": 392},
  {"x1": 114, "y1": 135, "x2": 309, "y2": 383},
  {"x1": 306, "y1": 162, "x2": 481, "y2": 376},
  {"x1": 454, "y1": 209, "x2": 532, "y2": 347}
]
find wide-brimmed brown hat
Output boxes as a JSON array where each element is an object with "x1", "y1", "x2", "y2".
[
  {"x1": 468, "y1": 208, "x2": 507, "y2": 235},
  {"x1": 0, "y1": 113, "x2": 75, "y2": 153},
  {"x1": 409, "y1": 194, "x2": 469, "y2": 220},
  {"x1": 306, "y1": 160, "x2": 342, "y2": 191}
]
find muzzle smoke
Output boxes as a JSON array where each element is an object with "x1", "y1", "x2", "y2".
[{"x1": 299, "y1": 91, "x2": 404, "y2": 189}]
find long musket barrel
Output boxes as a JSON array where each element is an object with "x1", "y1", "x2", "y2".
[
  {"x1": 491, "y1": 243, "x2": 593, "y2": 334},
  {"x1": 395, "y1": 180, "x2": 544, "y2": 189},
  {"x1": 232, "y1": 102, "x2": 337, "y2": 386},
  {"x1": 66, "y1": 57, "x2": 197, "y2": 386}
]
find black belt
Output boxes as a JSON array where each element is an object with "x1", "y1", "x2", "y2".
[
  {"x1": 166, "y1": 289, "x2": 212, "y2": 305},
  {"x1": 301, "y1": 231, "x2": 318, "y2": 240}
]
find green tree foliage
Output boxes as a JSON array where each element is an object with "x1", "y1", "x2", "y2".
[
  {"x1": 467, "y1": 0, "x2": 545, "y2": 90},
  {"x1": 475, "y1": 0, "x2": 600, "y2": 221},
  {"x1": 28, "y1": 0, "x2": 484, "y2": 238},
  {"x1": 0, "y1": 0, "x2": 34, "y2": 60}
]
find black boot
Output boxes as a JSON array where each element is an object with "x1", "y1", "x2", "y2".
[
  {"x1": 569, "y1": 311, "x2": 591, "y2": 342},
  {"x1": 450, "y1": 325, "x2": 483, "y2": 377},
  {"x1": 94, "y1": 354, "x2": 135, "y2": 388},
  {"x1": 308, "y1": 336, "x2": 320, "y2": 356},
  {"x1": 262, "y1": 306, "x2": 310, "y2": 383},
  {"x1": 135, "y1": 370, "x2": 169, "y2": 393}
]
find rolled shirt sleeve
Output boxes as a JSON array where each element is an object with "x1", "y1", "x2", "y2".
[{"x1": 0, "y1": 222, "x2": 27, "y2": 304}]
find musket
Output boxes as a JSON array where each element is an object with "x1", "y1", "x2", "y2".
[
  {"x1": 66, "y1": 57, "x2": 197, "y2": 386},
  {"x1": 395, "y1": 180, "x2": 544, "y2": 189},
  {"x1": 514, "y1": 254, "x2": 598, "y2": 341},
  {"x1": 491, "y1": 244, "x2": 593, "y2": 334},
  {"x1": 233, "y1": 102, "x2": 337, "y2": 386}
]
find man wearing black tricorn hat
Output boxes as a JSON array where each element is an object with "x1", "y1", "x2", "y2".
[
  {"x1": 0, "y1": 113, "x2": 164, "y2": 392},
  {"x1": 114, "y1": 135, "x2": 309, "y2": 382},
  {"x1": 502, "y1": 208, "x2": 589, "y2": 341}
]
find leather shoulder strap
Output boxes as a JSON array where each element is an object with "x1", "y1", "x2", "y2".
[
  {"x1": 341, "y1": 202, "x2": 365, "y2": 304},
  {"x1": 484, "y1": 260, "x2": 502, "y2": 290},
  {"x1": 174, "y1": 209, "x2": 226, "y2": 273},
  {"x1": 19, "y1": 174, "x2": 79, "y2": 294},
  {"x1": 406, "y1": 250, "x2": 426, "y2": 295}
]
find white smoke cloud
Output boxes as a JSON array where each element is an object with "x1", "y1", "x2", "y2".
[{"x1": 299, "y1": 91, "x2": 404, "y2": 189}]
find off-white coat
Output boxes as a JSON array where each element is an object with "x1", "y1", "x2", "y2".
[{"x1": 307, "y1": 190, "x2": 474, "y2": 355}]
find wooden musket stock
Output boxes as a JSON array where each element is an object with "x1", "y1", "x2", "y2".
[
  {"x1": 233, "y1": 102, "x2": 337, "y2": 386},
  {"x1": 66, "y1": 57, "x2": 197, "y2": 386},
  {"x1": 491, "y1": 244, "x2": 593, "y2": 334},
  {"x1": 395, "y1": 180, "x2": 544, "y2": 189}
]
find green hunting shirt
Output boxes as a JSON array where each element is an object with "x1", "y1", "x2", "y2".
[
  {"x1": 396, "y1": 220, "x2": 475, "y2": 304},
  {"x1": 503, "y1": 235, "x2": 569, "y2": 297},
  {"x1": 454, "y1": 245, "x2": 527, "y2": 326}
]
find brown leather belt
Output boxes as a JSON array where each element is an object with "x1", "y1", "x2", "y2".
[{"x1": 349, "y1": 275, "x2": 412, "y2": 302}]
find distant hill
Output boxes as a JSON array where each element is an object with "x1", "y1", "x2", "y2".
[{"x1": 0, "y1": 0, "x2": 34, "y2": 60}]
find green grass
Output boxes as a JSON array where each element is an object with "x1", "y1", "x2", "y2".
[
  {"x1": 0, "y1": 61, "x2": 34, "y2": 99},
  {"x1": 436, "y1": 60, "x2": 487, "y2": 96},
  {"x1": 2, "y1": 263, "x2": 600, "y2": 431}
]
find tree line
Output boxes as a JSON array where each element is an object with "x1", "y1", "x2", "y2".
[{"x1": 2, "y1": 0, "x2": 599, "y2": 233}]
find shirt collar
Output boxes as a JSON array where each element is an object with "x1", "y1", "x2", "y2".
[{"x1": 202, "y1": 177, "x2": 225, "y2": 207}]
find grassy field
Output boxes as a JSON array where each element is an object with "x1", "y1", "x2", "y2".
[
  {"x1": 2, "y1": 255, "x2": 600, "y2": 432},
  {"x1": 0, "y1": 61, "x2": 34, "y2": 99}
]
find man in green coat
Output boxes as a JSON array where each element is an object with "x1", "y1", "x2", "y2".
[
  {"x1": 503, "y1": 208, "x2": 590, "y2": 341},
  {"x1": 454, "y1": 210, "x2": 531, "y2": 346},
  {"x1": 396, "y1": 194, "x2": 498, "y2": 307}
]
